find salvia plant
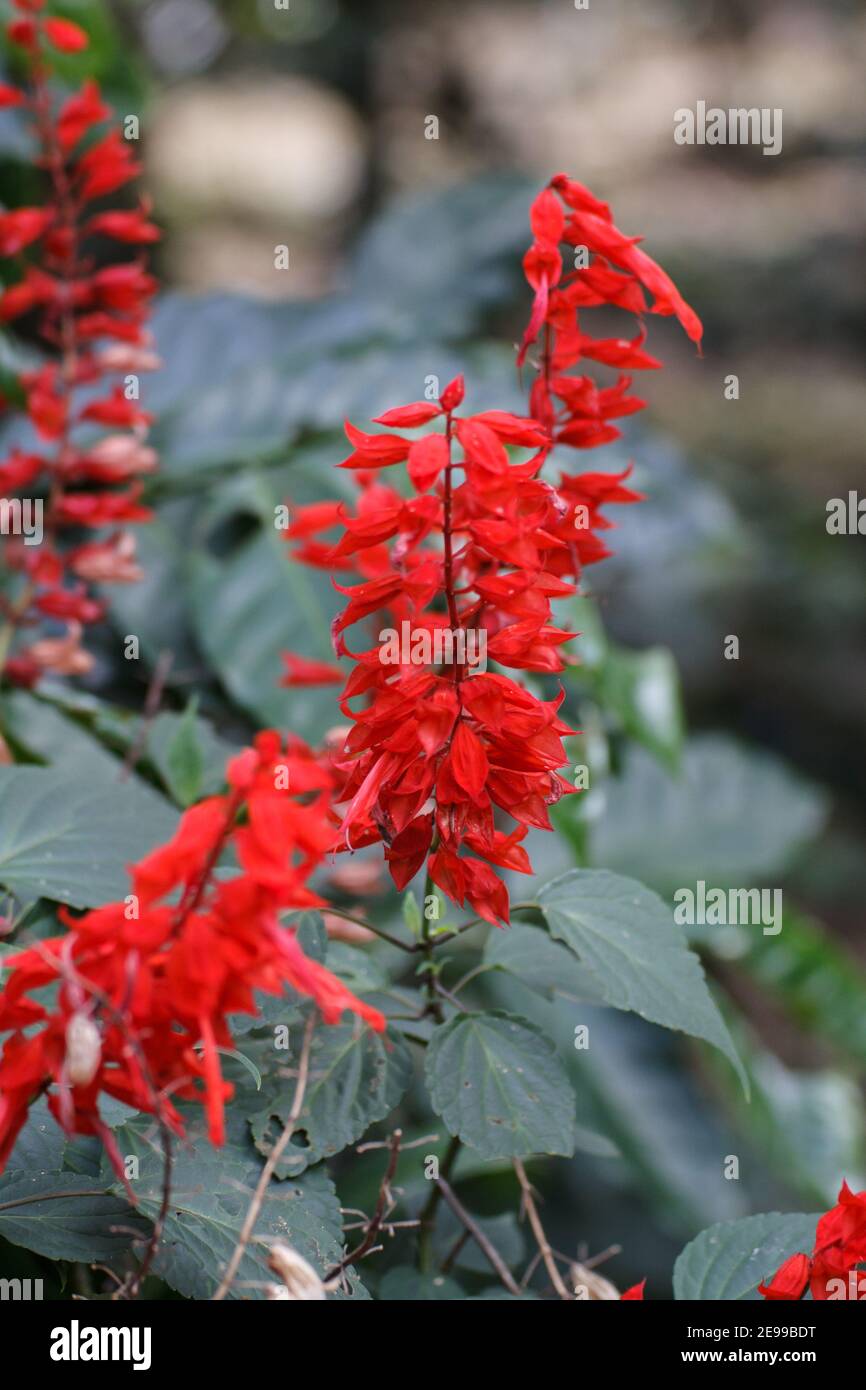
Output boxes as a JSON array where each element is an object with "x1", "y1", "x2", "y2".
[{"x1": 0, "y1": 2, "x2": 860, "y2": 1306}]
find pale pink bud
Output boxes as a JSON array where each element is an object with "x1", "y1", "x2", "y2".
[{"x1": 65, "y1": 1012, "x2": 102, "y2": 1087}]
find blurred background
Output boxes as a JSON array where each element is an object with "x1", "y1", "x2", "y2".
[{"x1": 2, "y1": 0, "x2": 866, "y2": 1297}]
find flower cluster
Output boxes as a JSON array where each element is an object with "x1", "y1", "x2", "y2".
[
  {"x1": 283, "y1": 175, "x2": 701, "y2": 924},
  {"x1": 0, "y1": 1, "x2": 158, "y2": 684},
  {"x1": 0, "y1": 731, "x2": 384, "y2": 1176},
  {"x1": 759, "y1": 1182, "x2": 866, "y2": 1301},
  {"x1": 286, "y1": 381, "x2": 579, "y2": 927}
]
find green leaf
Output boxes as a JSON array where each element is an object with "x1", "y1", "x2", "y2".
[
  {"x1": 107, "y1": 1111, "x2": 353, "y2": 1300},
  {"x1": 425, "y1": 1010, "x2": 576, "y2": 1160},
  {"x1": 0, "y1": 1105, "x2": 147, "y2": 1263},
  {"x1": 483, "y1": 921, "x2": 605, "y2": 1003},
  {"x1": 102, "y1": 507, "x2": 200, "y2": 673},
  {"x1": 146, "y1": 707, "x2": 239, "y2": 804},
  {"x1": 487, "y1": 970, "x2": 747, "y2": 1230},
  {"x1": 153, "y1": 701, "x2": 205, "y2": 806},
  {"x1": 537, "y1": 869, "x2": 747, "y2": 1091},
  {"x1": 596, "y1": 645, "x2": 684, "y2": 768},
  {"x1": 402, "y1": 890, "x2": 422, "y2": 937},
  {"x1": 673, "y1": 1212, "x2": 820, "y2": 1300},
  {"x1": 350, "y1": 175, "x2": 532, "y2": 340},
  {"x1": 188, "y1": 528, "x2": 340, "y2": 737},
  {"x1": 246, "y1": 1020, "x2": 412, "y2": 1176},
  {"x1": 584, "y1": 736, "x2": 828, "y2": 891},
  {"x1": 0, "y1": 765, "x2": 178, "y2": 908}
]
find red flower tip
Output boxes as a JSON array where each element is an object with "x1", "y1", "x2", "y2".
[
  {"x1": 43, "y1": 16, "x2": 89, "y2": 52},
  {"x1": 280, "y1": 652, "x2": 344, "y2": 687},
  {"x1": 439, "y1": 373, "x2": 465, "y2": 411},
  {"x1": 620, "y1": 1279, "x2": 646, "y2": 1300},
  {"x1": 758, "y1": 1252, "x2": 811, "y2": 1301}
]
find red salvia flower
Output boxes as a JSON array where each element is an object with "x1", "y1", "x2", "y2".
[
  {"x1": 0, "y1": 3, "x2": 158, "y2": 684},
  {"x1": 0, "y1": 731, "x2": 385, "y2": 1173},
  {"x1": 283, "y1": 175, "x2": 702, "y2": 925}
]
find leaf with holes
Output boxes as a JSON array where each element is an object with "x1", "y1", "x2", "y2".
[{"x1": 244, "y1": 1020, "x2": 412, "y2": 1177}]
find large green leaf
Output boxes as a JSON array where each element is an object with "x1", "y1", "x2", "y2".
[
  {"x1": 583, "y1": 736, "x2": 828, "y2": 891},
  {"x1": 349, "y1": 175, "x2": 532, "y2": 339},
  {"x1": 0, "y1": 1104, "x2": 147, "y2": 1263},
  {"x1": 146, "y1": 290, "x2": 518, "y2": 481},
  {"x1": 537, "y1": 869, "x2": 746, "y2": 1090},
  {"x1": 425, "y1": 1010, "x2": 575, "y2": 1160},
  {"x1": 673, "y1": 1212, "x2": 820, "y2": 1300},
  {"x1": 101, "y1": 506, "x2": 201, "y2": 674},
  {"x1": 0, "y1": 765, "x2": 178, "y2": 908},
  {"x1": 107, "y1": 1111, "x2": 356, "y2": 1300},
  {"x1": 245, "y1": 1019, "x2": 412, "y2": 1177},
  {"x1": 188, "y1": 528, "x2": 341, "y2": 736}
]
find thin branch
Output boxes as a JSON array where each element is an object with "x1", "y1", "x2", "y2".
[
  {"x1": 318, "y1": 906, "x2": 415, "y2": 954},
  {"x1": 119, "y1": 649, "x2": 174, "y2": 781},
  {"x1": 435, "y1": 1176, "x2": 522, "y2": 1296},
  {"x1": 324, "y1": 1128, "x2": 403, "y2": 1285},
  {"x1": 127, "y1": 1132, "x2": 172, "y2": 1298},
  {"x1": 212, "y1": 1012, "x2": 316, "y2": 1301},
  {"x1": 513, "y1": 1159, "x2": 572, "y2": 1300},
  {"x1": 420, "y1": 901, "x2": 540, "y2": 952},
  {"x1": 417, "y1": 1133, "x2": 460, "y2": 1271}
]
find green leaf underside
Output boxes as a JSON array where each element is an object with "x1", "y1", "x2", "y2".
[{"x1": 537, "y1": 869, "x2": 747, "y2": 1092}]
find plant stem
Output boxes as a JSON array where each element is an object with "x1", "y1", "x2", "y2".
[
  {"x1": 419, "y1": 862, "x2": 444, "y2": 1023},
  {"x1": 417, "y1": 1133, "x2": 460, "y2": 1272},
  {"x1": 513, "y1": 1159, "x2": 572, "y2": 1299},
  {"x1": 320, "y1": 906, "x2": 415, "y2": 954}
]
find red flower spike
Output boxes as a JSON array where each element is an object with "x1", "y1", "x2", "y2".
[
  {"x1": 279, "y1": 175, "x2": 701, "y2": 927},
  {"x1": 0, "y1": 8, "x2": 158, "y2": 688}
]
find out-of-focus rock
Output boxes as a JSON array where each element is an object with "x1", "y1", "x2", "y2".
[{"x1": 148, "y1": 77, "x2": 366, "y2": 294}]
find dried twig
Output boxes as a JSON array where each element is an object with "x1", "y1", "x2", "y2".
[
  {"x1": 324, "y1": 1128, "x2": 403, "y2": 1286},
  {"x1": 513, "y1": 1159, "x2": 572, "y2": 1300},
  {"x1": 435, "y1": 1176, "x2": 522, "y2": 1296}
]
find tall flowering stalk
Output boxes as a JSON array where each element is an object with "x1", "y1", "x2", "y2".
[
  {"x1": 283, "y1": 174, "x2": 702, "y2": 928},
  {"x1": 0, "y1": 731, "x2": 384, "y2": 1176},
  {"x1": 0, "y1": 0, "x2": 158, "y2": 685}
]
